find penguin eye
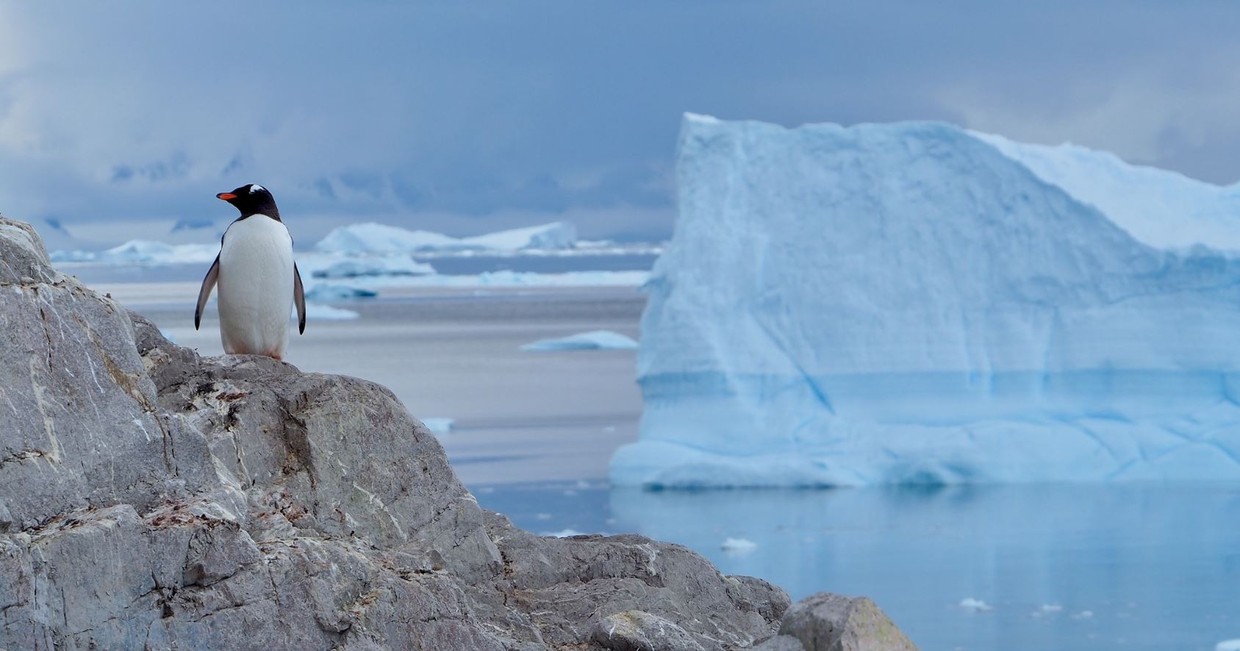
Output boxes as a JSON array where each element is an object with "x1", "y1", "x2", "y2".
[{"x1": 249, "y1": 184, "x2": 265, "y2": 194}]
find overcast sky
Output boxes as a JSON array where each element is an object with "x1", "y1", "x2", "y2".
[{"x1": 2, "y1": 1, "x2": 1239, "y2": 246}]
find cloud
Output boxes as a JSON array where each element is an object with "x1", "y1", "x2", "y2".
[{"x1": 1, "y1": 0, "x2": 1238, "y2": 245}]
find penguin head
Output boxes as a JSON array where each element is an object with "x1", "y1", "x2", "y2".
[{"x1": 217, "y1": 183, "x2": 280, "y2": 220}]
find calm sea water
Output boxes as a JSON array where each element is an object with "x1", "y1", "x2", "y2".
[{"x1": 473, "y1": 481, "x2": 1240, "y2": 651}]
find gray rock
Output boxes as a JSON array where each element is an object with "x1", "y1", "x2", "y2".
[
  {"x1": 779, "y1": 593, "x2": 918, "y2": 651},
  {"x1": 592, "y1": 610, "x2": 706, "y2": 651},
  {"x1": 0, "y1": 214, "x2": 916, "y2": 650},
  {"x1": 754, "y1": 635, "x2": 808, "y2": 651}
]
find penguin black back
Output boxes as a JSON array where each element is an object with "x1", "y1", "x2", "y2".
[{"x1": 217, "y1": 183, "x2": 281, "y2": 221}]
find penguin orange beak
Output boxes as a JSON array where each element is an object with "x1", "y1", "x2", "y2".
[{"x1": 216, "y1": 192, "x2": 237, "y2": 201}]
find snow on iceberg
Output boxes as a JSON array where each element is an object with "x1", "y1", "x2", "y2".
[
  {"x1": 610, "y1": 114, "x2": 1240, "y2": 488},
  {"x1": 306, "y1": 255, "x2": 434, "y2": 279},
  {"x1": 314, "y1": 221, "x2": 577, "y2": 254},
  {"x1": 313, "y1": 223, "x2": 464, "y2": 254},
  {"x1": 520, "y1": 330, "x2": 638, "y2": 351},
  {"x1": 464, "y1": 221, "x2": 577, "y2": 250},
  {"x1": 974, "y1": 132, "x2": 1240, "y2": 252}
]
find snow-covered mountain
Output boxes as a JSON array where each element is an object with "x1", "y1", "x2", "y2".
[{"x1": 610, "y1": 114, "x2": 1240, "y2": 487}]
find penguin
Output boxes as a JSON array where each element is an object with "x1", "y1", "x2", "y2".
[{"x1": 194, "y1": 183, "x2": 306, "y2": 360}]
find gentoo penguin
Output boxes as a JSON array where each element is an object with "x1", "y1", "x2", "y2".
[{"x1": 194, "y1": 183, "x2": 306, "y2": 360}]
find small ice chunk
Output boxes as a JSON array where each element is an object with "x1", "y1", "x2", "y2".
[
  {"x1": 304, "y1": 283, "x2": 377, "y2": 302},
  {"x1": 959, "y1": 598, "x2": 992, "y2": 612},
  {"x1": 720, "y1": 537, "x2": 758, "y2": 555},
  {"x1": 1031, "y1": 603, "x2": 1063, "y2": 618},
  {"x1": 520, "y1": 330, "x2": 638, "y2": 351},
  {"x1": 421, "y1": 418, "x2": 454, "y2": 434},
  {"x1": 544, "y1": 528, "x2": 585, "y2": 538},
  {"x1": 302, "y1": 303, "x2": 359, "y2": 320},
  {"x1": 1071, "y1": 610, "x2": 1094, "y2": 620}
]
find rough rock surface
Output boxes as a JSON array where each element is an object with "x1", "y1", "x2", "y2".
[
  {"x1": 0, "y1": 215, "x2": 917, "y2": 650},
  {"x1": 779, "y1": 594, "x2": 918, "y2": 651}
]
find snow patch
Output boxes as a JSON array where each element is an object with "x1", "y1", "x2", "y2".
[{"x1": 543, "y1": 528, "x2": 586, "y2": 538}]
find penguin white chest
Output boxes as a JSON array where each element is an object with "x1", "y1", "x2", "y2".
[{"x1": 216, "y1": 215, "x2": 295, "y2": 359}]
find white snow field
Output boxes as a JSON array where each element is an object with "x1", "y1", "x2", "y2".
[{"x1": 610, "y1": 114, "x2": 1240, "y2": 487}]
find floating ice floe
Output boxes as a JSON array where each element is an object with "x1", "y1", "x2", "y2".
[
  {"x1": 720, "y1": 538, "x2": 758, "y2": 555},
  {"x1": 521, "y1": 330, "x2": 639, "y2": 352},
  {"x1": 610, "y1": 113, "x2": 1240, "y2": 488},
  {"x1": 959, "y1": 598, "x2": 993, "y2": 613},
  {"x1": 1031, "y1": 603, "x2": 1064, "y2": 618},
  {"x1": 1216, "y1": 639, "x2": 1240, "y2": 651},
  {"x1": 303, "y1": 283, "x2": 378, "y2": 302},
  {"x1": 301, "y1": 303, "x2": 359, "y2": 320},
  {"x1": 421, "y1": 418, "x2": 455, "y2": 434}
]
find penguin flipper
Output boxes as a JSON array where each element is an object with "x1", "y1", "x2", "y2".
[
  {"x1": 194, "y1": 254, "x2": 220, "y2": 330},
  {"x1": 293, "y1": 262, "x2": 307, "y2": 334}
]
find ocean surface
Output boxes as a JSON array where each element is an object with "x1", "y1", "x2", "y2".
[
  {"x1": 73, "y1": 258, "x2": 1240, "y2": 651},
  {"x1": 476, "y1": 480, "x2": 1240, "y2": 651}
]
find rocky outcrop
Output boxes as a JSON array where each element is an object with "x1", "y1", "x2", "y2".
[{"x1": 0, "y1": 215, "x2": 917, "y2": 650}]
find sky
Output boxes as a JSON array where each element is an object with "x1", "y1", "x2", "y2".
[{"x1": 2, "y1": 1, "x2": 1239, "y2": 248}]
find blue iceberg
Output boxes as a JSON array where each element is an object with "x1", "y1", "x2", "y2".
[{"x1": 610, "y1": 114, "x2": 1240, "y2": 487}]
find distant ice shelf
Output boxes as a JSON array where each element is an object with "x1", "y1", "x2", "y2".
[
  {"x1": 52, "y1": 240, "x2": 220, "y2": 265},
  {"x1": 314, "y1": 221, "x2": 578, "y2": 254},
  {"x1": 610, "y1": 114, "x2": 1240, "y2": 487}
]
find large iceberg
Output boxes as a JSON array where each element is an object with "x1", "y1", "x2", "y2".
[{"x1": 610, "y1": 114, "x2": 1240, "y2": 487}]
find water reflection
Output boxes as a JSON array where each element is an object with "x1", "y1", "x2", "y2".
[{"x1": 609, "y1": 484, "x2": 1240, "y2": 651}]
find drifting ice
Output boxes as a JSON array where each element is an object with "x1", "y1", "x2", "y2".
[{"x1": 610, "y1": 114, "x2": 1240, "y2": 487}]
